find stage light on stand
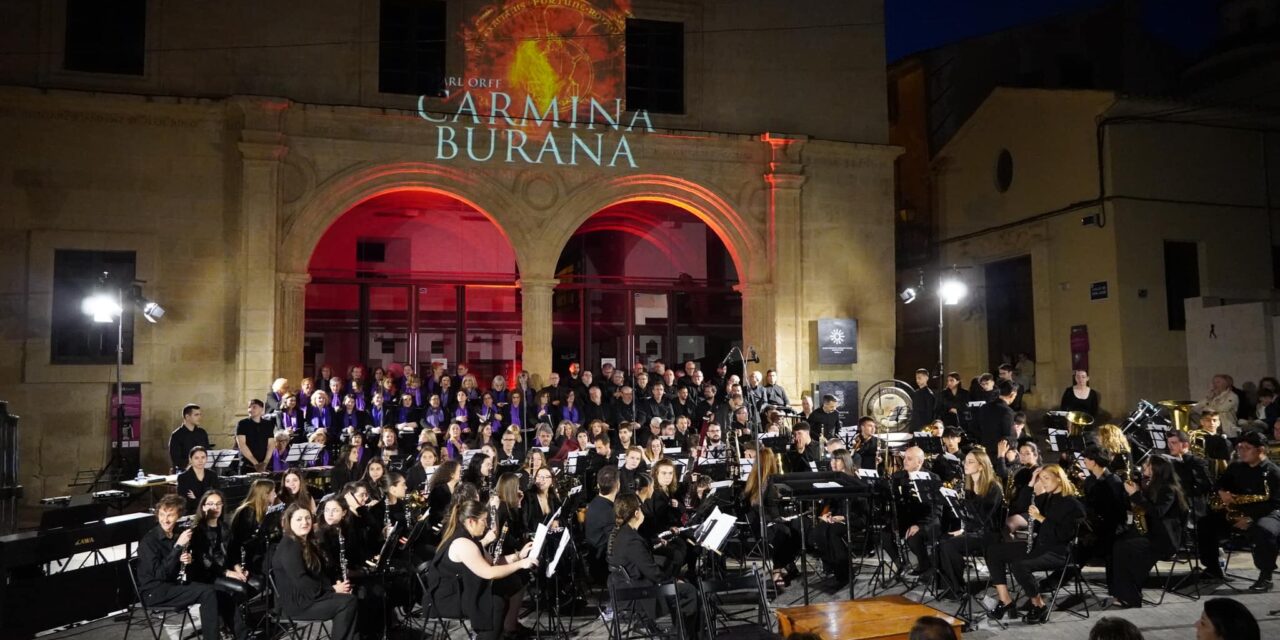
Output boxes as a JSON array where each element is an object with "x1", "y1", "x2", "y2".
[
  {"x1": 82, "y1": 292, "x2": 122, "y2": 323},
  {"x1": 939, "y1": 278, "x2": 968, "y2": 306}
]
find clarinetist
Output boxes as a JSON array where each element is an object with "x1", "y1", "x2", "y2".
[
  {"x1": 984, "y1": 465, "x2": 1085, "y2": 624},
  {"x1": 137, "y1": 494, "x2": 224, "y2": 640}
]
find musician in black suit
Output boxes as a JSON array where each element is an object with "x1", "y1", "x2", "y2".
[
  {"x1": 808, "y1": 394, "x2": 842, "y2": 442},
  {"x1": 852, "y1": 417, "x2": 881, "y2": 471},
  {"x1": 784, "y1": 422, "x2": 822, "y2": 472},
  {"x1": 273, "y1": 505, "x2": 357, "y2": 639},
  {"x1": 1080, "y1": 445, "x2": 1129, "y2": 567},
  {"x1": 976, "y1": 381, "x2": 1017, "y2": 454},
  {"x1": 1167, "y1": 430, "x2": 1213, "y2": 518},
  {"x1": 583, "y1": 466, "x2": 619, "y2": 572},
  {"x1": 137, "y1": 494, "x2": 223, "y2": 640},
  {"x1": 910, "y1": 369, "x2": 937, "y2": 431},
  {"x1": 1197, "y1": 431, "x2": 1280, "y2": 592},
  {"x1": 639, "y1": 383, "x2": 675, "y2": 429},
  {"x1": 169, "y1": 404, "x2": 212, "y2": 472},
  {"x1": 882, "y1": 446, "x2": 941, "y2": 579},
  {"x1": 1108, "y1": 455, "x2": 1188, "y2": 608}
]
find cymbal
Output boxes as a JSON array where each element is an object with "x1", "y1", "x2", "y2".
[
  {"x1": 1158, "y1": 400, "x2": 1196, "y2": 410},
  {"x1": 1064, "y1": 411, "x2": 1094, "y2": 426}
]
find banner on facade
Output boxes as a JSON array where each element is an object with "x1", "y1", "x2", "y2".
[
  {"x1": 815, "y1": 380, "x2": 860, "y2": 427},
  {"x1": 109, "y1": 382, "x2": 142, "y2": 449},
  {"x1": 817, "y1": 318, "x2": 858, "y2": 365},
  {"x1": 418, "y1": 0, "x2": 654, "y2": 168}
]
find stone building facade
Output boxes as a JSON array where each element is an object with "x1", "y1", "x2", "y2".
[{"x1": 0, "y1": 0, "x2": 897, "y2": 501}]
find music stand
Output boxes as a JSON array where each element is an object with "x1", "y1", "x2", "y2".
[
  {"x1": 912, "y1": 434, "x2": 944, "y2": 457},
  {"x1": 1047, "y1": 431, "x2": 1086, "y2": 454},
  {"x1": 207, "y1": 449, "x2": 241, "y2": 476}
]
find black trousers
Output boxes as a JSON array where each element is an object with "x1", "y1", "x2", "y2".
[
  {"x1": 142, "y1": 582, "x2": 220, "y2": 640},
  {"x1": 1108, "y1": 534, "x2": 1159, "y2": 605},
  {"x1": 880, "y1": 525, "x2": 935, "y2": 573},
  {"x1": 985, "y1": 542, "x2": 1067, "y2": 597},
  {"x1": 938, "y1": 532, "x2": 992, "y2": 593},
  {"x1": 283, "y1": 593, "x2": 358, "y2": 640},
  {"x1": 1198, "y1": 510, "x2": 1280, "y2": 574}
]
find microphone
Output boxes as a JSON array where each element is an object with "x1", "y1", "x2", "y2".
[
  {"x1": 719, "y1": 349, "x2": 735, "y2": 367},
  {"x1": 747, "y1": 347, "x2": 760, "y2": 364}
]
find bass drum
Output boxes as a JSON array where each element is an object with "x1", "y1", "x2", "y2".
[{"x1": 861, "y1": 379, "x2": 915, "y2": 433}]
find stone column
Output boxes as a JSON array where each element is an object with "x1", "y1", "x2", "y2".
[
  {"x1": 763, "y1": 134, "x2": 808, "y2": 402},
  {"x1": 230, "y1": 98, "x2": 290, "y2": 410},
  {"x1": 735, "y1": 280, "x2": 776, "y2": 376},
  {"x1": 275, "y1": 272, "x2": 311, "y2": 381},
  {"x1": 518, "y1": 277, "x2": 558, "y2": 383}
]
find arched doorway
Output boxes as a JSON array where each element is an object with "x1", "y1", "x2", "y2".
[
  {"x1": 551, "y1": 201, "x2": 742, "y2": 375},
  {"x1": 304, "y1": 190, "x2": 522, "y2": 381}
]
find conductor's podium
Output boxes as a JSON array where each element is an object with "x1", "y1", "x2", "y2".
[{"x1": 775, "y1": 595, "x2": 964, "y2": 640}]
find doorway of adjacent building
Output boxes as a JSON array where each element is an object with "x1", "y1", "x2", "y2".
[
  {"x1": 985, "y1": 255, "x2": 1035, "y2": 372},
  {"x1": 551, "y1": 201, "x2": 742, "y2": 375}
]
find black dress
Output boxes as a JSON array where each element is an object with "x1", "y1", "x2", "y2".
[
  {"x1": 176, "y1": 468, "x2": 220, "y2": 513},
  {"x1": 272, "y1": 536, "x2": 358, "y2": 639},
  {"x1": 1059, "y1": 387, "x2": 1100, "y2": 417},
  {"x1": 426, "y1": 532, "x2": 520, "y2": 638}
]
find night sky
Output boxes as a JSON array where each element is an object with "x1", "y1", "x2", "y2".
[{"x1": 885, "y1": 0, "x2": 1221, "y2": 62}]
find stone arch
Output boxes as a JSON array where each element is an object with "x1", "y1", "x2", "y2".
[
  {"x1": 279, "y1": 161, "x2": 530, "y2": 276},
  {"x1": 532, "y1": 173, "x2": 766, "y2": 283}
]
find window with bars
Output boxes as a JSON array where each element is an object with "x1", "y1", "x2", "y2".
[
  {"x1": 625, "y1": 19, "x2": 684, "y2": 115},
  {"x1": 379, "y1": 0, "x2": 448, "y2": 96}
]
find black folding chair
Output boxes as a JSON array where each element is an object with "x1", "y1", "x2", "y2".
[
  {"x1": 1145, "y1": 519, "x2": 1202, "y2": 605},
  {"x1": 266, "y1": 573, "x2": 333, "y2": 640},
  {"x1": 416, "y1": 563, "x2": 472, "y2": 640},
  {"x1": 607, "y1": 567, "x2": 688, "y2": 640},
  {"x1": 699, "y1": 568, "x2": 776, "y2": 639},
  {"x1": 124, "y1": 557, "x2": 197, "y2": 640},
  {"x1": 1034, "y1": 541, "x2": 1098, "y2": 622}
]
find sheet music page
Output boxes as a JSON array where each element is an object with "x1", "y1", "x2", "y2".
[
  {"x1": 547, "y1": 528, "x2": 572, "y2": 578},
  {"x1": 529, "y1": 523, "x2": 549, "y2": 559}
]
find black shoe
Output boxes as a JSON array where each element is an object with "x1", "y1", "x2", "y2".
[
  {"x1": 1249, "y1": 574, "x2": 1273, "y2": 592},
  {"x1": 1022, "y1": 604, "x2": 1049, "y2": 625},
  {"x1": 990, "y1": 601, "x2": 1014, "y2": 620},
  {"x1": 1200, "y1": 567, "x2": 1227, "y2": 581}
]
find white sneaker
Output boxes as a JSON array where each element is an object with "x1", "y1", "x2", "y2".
[{"x1": 599, "y1": 606, "x2": 614, "y2": 623}]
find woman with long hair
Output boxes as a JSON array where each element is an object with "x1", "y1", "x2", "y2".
[
  {"x1": 744, "y1": 450, "x2": 800, "y2": 588},
  {"x1": 1060, "y1": 369, "x2": 1100, "y2": 417},
  {"x1": 648, "y1": 459, "x2": 683, "y2": 534},
  {"x1": 643, "y1": 436, "x2": 665, "y2": 466},
  {"x1": 1195, "y1": 597, "x2": 1261, "y2": 640},
  {"x1": 406, "y1": 443, "x2": 439, "y2": 493},
  {"x1": 560, "y1": 389, "x2": 581, "y2": 426},
  {"x1": 229, "y1": 479, "x2": 281, "y2": 574},
  {"x1": 939, "y1": 372, "x2": 970, "y2": 428},
  {"x1": 443, "y1": 422, "x2": 469, "y2": 461},
  {"x1": 985, "y1": 465, "x2": 1086, "y2": 624},
  {"x1": 313, "y1": 498, "x2": 355, "y2": 584},
  {"x1": 332, "y1": 434, "x2": 367, "y2": 491},
  {"x1": 426, "y1": 500, "x2": 537, "y2": 640},
  {"x1": 463, "y1": 453, "x2": 496, "y2": 497},
  {"x1": 1108, "y1": 455, "x2": 1189, "y2": 608},
  {"x1": 377, "y1": 427, "x2": 401, "y2": 466},
  {"x1": 477, "y1": 392, "x2": 504, "y2": 444},
  {"x1": 177, "y1": 446, "x2": 220, "y2": 513},
  {"x1": 1096, "y1": 424, "x2": 1134, "y2": 472},
  {"x1": 491, "y1": 472, "x2": 526, "y2": 558},
  {"x1": 272, "y1": 504, "x2": 357, "y2": 639},
  {"x1": 280, "y1": 468, "x2": 317, "y2": 514},
  {"x1": 1001, "y1": 440, "x2": 1043, "y2": 536},
  {"x1": 523, "y1": 466, "x2": 561, "y2": 532},
  {"x1": 506, "y1": 389, "x2": 527, "y2": 435},
  {"x1": 426, "y1": 461, "x2": 462, "y2": 543},
  {"x1": 362, "y1": 459, "x2": 390, "y2": 502},
  {"x1": 607, "y1": 494, "x2": 700, "y2": 635},
  {"x1": 938, "y1": 446, "x2": 1005, "y2": 596}
]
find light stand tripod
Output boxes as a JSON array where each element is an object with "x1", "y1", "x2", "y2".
[
  {"x1": 88, "y1": 284, "x2": 132, "y2": 492},
  {"x1": 718, "y1": 346, "x2": 773, "y2": 593}
]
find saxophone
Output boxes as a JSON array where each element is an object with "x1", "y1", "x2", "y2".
[{"x1": 1209, "y1": 478, "x2": 1272, "y2": 525}]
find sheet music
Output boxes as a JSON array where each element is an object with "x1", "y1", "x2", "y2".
[
  {"x1": 529, "y1": 523, "x2": 549, "y2": 559},
  {"x1": 708, "y1": 480, "x2": 734, "y2": 491},
  {"x1": 546, "y1": 529, "x2": 571, "y2": 578},
  {"x1": 909, "y1": 471, "x2": 932, "y2": 481},
  {"x1": 567, "y1": 485, "x2": 582, "y2": 496},
  {"x1": 813, "y1": 481, "x2": 842, "y2": 489},
  {"x1": 856, "y1": 469, "x2": 880, "y2": 479},
  {"x1": 701, "y1": 510, "x2": 737, "y2": 551}
]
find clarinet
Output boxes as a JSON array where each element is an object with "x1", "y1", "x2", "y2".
[
  {"x1": 175, "y1": 516, "x2": 195, "y2": 584},
  {"x1": 338, "y1": 530, "x2": 350, "y2": 583},
  {"x1": 1026, "y1": 496, "x2": 1040, "y2": 552}
]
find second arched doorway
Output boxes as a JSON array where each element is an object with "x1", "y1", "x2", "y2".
[{"x1": 551, "y1": 200, "x2": 743, "y2": 376}]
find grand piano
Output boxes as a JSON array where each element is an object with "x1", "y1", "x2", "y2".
[{"x1": 0, "y1": 511, "x2": 154, "y2": 638}]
